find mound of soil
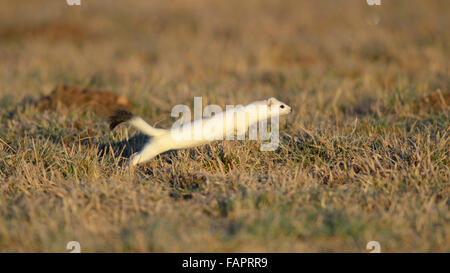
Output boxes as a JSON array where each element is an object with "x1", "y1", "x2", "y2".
[
  {"x1": 36, "y1": 84, "x2": 132, "y2": 118},
  {"x1": 416, "y1": 90, "x2": 449, "y2": 112}
]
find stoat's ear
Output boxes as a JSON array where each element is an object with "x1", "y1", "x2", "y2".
[{"x1": 267, "y1": 97, "x2": 276, "y2": 107}]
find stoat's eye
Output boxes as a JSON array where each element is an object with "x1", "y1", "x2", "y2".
[{"x1": 280, "y1": 105, "x2": 285, "y2": 109}]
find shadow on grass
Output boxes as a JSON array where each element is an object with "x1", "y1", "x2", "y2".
[{"x1": 96, "y1": 133, "x2": 181, "y2": 167}]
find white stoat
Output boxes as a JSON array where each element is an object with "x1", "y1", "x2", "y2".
[{"x1": 109, "y1": 97, "x2": 292, "y2": 166}]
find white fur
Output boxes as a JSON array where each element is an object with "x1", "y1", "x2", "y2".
[{"x1": 124, "y1": 97, "x2": 291, "y2": 166}]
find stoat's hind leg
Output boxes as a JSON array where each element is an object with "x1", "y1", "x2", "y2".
[{"x1": 126, "y1": 142, "x2": 162, "y2": 167}]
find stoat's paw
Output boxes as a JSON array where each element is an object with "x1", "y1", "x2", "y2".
[{"x1": 125, "y1": 153, "x2": 140, "y2": 168}]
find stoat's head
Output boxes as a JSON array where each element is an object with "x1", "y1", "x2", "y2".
[{"x1": 266, "y1": 97, "x2": 292, "y2": 117}]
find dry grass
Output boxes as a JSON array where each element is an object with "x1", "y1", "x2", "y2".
[{"x1": 0, "y1": 0, "x2": 449, "y2": 252}]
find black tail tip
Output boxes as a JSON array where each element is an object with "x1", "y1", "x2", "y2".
[{"x1": 109, "y1": 110, "x2": 134, "y2": 130}]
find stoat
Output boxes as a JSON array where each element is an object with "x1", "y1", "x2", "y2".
[{"x1": 109, "y1": 97, "x2": 292, "y2": 166}]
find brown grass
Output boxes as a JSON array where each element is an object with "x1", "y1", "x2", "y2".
[{"x1": 0, "y1": 0, "x2": 449, "y2": 252}]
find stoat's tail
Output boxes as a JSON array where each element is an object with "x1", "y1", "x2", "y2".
[{"x1": 109, "y1": 110, "x2": 168, "y2": 136}]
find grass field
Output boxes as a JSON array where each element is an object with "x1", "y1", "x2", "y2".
[{"x1": 0, "y1": 0, "x2": 449, "y2": 252}]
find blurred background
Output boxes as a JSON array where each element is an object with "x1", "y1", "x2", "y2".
[{"x1": 0, "y1": 0, "x2": 448, "y2": 115}]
